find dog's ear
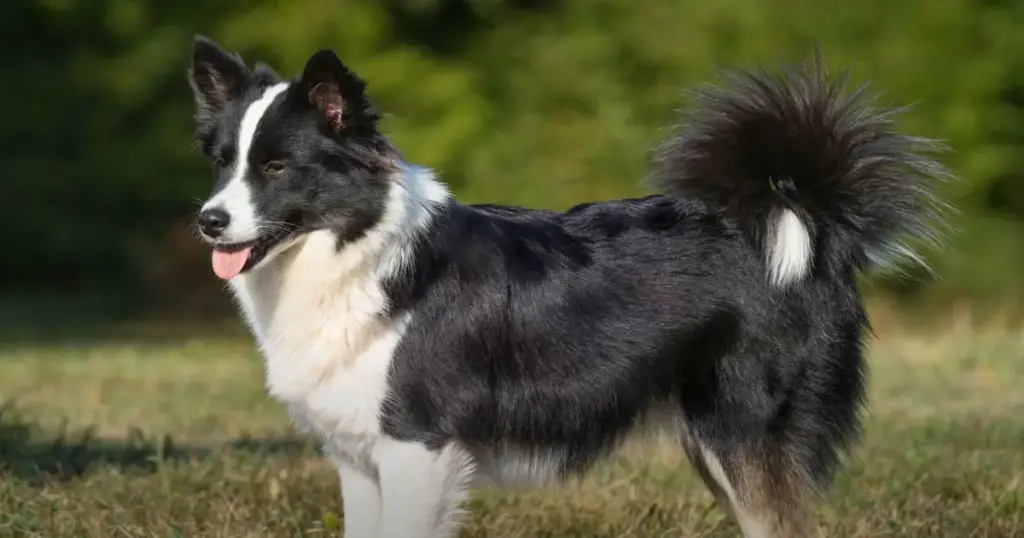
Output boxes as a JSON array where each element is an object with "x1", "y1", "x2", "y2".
[
  {"x1": 189, "y1": 35, "x2": 249, "y2": 121},
  {"x1": 298, "y1": 49, "x2": 367, "y2": 134}
]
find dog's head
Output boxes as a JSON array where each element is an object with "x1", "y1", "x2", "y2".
[{"x1": 188, "y1": 36, "x2": 394, "y2": 280}]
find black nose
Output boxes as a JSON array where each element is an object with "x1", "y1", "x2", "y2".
[{"x1": 198, "y1": 207, "x2": 231, "y2": 238}]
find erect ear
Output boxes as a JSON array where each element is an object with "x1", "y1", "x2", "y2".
[
  {"x1": 188, "y1": 35, "x2": 249, "y2": 120},
  {"x1": 299, "y1": 49, "x2": 366, "y2": 134}
]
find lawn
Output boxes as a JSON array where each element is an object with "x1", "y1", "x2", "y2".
[{"x1": 1, "y1": 323, "x2": 1022, "y2": 537}]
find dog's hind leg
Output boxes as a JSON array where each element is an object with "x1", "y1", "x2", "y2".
[
  {"x1": 682, "y1": 432, "x2": 815, "y2": 538},
  {"x1": 672, "y1": 314, "x2": 864, "y2": 537}
]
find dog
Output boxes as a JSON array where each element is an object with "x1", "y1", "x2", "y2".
[{"x1": 187, "y1": 35, "x2": 949, "y2": 538}]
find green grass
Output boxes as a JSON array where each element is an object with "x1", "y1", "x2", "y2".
[{"x1": 1, "y1": 326, "x2": 1023, "y2": 537}]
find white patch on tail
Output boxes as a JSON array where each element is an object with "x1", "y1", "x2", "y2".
[{"x1": 766, "y1": 208, "x2": 812, "y2": 288}]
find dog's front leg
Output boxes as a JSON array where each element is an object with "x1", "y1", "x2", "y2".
[
  {"x1": 334, "y1": 458, "x2": 382, "y2": 538},
  {"x1": 376, "y1": 440, "x2": 476, "y2": 538}
]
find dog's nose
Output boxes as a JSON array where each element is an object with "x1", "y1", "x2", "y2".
[{"x1": 198, "y1": 207, "x2": 231, "y2": 238}]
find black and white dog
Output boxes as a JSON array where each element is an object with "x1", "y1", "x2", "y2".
[{"x1": 187, "y1": 35, "x2": 948, "y2": 538}]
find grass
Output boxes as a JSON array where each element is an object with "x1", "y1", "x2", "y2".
[{"x1": 1, "y1": 322, "x2": 1022, "y2": 537}]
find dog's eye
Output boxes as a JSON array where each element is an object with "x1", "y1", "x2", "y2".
[
  {"x1": 262, "y1": 161, "x2": 287, "y2": 175},
  {"x1": 212, "y1": 155, "x2": 226, "y2": 168}
]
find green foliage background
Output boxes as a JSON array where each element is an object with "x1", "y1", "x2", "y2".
[{"x1": 2, "y1": 0, "x2": 1022, "y2": 319}]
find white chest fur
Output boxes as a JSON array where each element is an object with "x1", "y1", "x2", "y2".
[{"x1": 228, "y1": 229, "x2": 408, "y2": 468}]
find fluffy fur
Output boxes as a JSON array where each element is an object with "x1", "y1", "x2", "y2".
[{"x1": 187, "y1": 36, "x2": 950, "y2": 538}]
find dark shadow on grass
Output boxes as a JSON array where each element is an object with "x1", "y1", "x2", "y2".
[
  {"x1": 0, "y1": 401, "x2": 320, "y2": 485},
  {"x1": 0, "y1": 317, "x2": 251, "y2": 352},
  {"x1": 0, "y1": 293, "x2": 248, "y2": 350}
]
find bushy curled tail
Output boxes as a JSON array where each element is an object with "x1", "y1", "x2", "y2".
[{"x1": 650, "y1": 55, "x2": 952, "y2": 288}]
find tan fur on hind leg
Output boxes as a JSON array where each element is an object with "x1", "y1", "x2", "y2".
[{"x1": 686, "y1": 439, "x2": 813, "y2": 538}]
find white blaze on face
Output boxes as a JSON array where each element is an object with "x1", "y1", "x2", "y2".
[{"x1": 202, "y1": 82, "x2": 291, "y2": 244}]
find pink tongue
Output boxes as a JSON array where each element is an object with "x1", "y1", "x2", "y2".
[{"x1": 211, "y1": 247, "x2": 252, "y2": 280}]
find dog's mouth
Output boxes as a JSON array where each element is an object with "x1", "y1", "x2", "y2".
[
  {"x1": 211, "y1": 240, "x2": 259, "y2": 280},
  {"x1": 210, "y1": 216, "x2": 301, "y2": 280}
]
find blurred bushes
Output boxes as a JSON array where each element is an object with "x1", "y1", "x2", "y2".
[{"x1": 1, "y1": 0, "x2": 1022, "y2": 317}]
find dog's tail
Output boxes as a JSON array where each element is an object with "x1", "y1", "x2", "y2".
[{"x1": 650, "y1": 56, "x2": 952, "y2": 288}]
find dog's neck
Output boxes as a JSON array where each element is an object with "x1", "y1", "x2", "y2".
[{"x1": 226, "y1": 163, "x2": 450, "y2": 400}]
